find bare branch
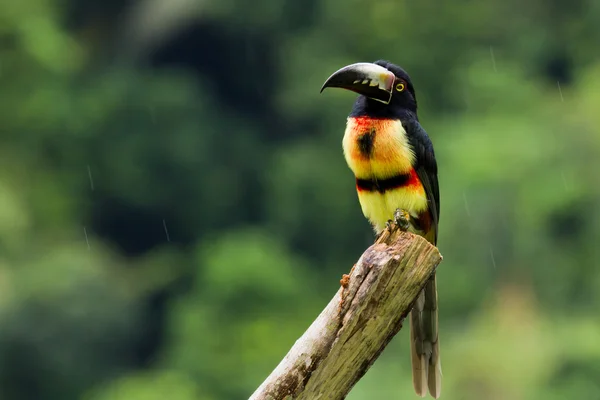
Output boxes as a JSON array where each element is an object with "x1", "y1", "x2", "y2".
[{"x1": 250, "y1": 223, "x2": 443, "y2": 400}]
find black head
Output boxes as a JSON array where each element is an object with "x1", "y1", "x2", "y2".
[{"x1": 320, "y1": 60, "x2": 418, "y2": 119}]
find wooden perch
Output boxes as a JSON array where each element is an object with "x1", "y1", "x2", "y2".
[{"x1": 249, "y1": 222, "x2": 443, "y2": 400}]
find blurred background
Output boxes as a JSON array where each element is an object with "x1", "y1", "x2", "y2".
[{"x1": 1, "y1": 0, "x2": 600, "y2": 399}]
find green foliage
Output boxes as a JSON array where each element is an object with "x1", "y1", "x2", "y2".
[
  {"x1": 86, "y1": 370, "x2": 208, "y2": 400},
  {"x1": 164, "y1": 229, "x2": 321, "y2": 399},
  {"x1": 0, "y1": 0, "x2": 599, "y2": 399}
]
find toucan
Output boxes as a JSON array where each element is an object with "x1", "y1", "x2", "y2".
[{"x1": 321, "y1": 60, "x2": 441, "y2": 398}]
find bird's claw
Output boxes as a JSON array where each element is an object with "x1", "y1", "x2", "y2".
[{"x1": 394, "y1": 208, "x2": 411, "y2": 231}]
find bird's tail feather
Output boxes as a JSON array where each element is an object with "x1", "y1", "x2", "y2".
[{"x1": 410, "y1": 275, "x2": 441, "y2": 398}]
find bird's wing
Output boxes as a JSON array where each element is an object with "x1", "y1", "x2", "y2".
[{"x1": 408, "y1": 120, "x2": 440, "y2": 244}]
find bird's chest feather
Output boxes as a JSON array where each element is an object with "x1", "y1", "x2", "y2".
[
  {"x1": 342, "y1": 117, "x2": 415, "y2": 178},
  {"x1": 342, "y1": 117, "x2": 428, "y2": 231}
]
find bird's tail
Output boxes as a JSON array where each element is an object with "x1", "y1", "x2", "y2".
[{"x1": 410, "y1": 275, "x2": 441, "y2": 398}]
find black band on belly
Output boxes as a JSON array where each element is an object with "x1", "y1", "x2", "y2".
[{"x1": 356, "y1": 173, "x2": 411, "y2": 193}]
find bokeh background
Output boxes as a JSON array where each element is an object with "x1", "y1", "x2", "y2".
[{"x1": 2, "y1": 0, "x2": 600, "y2": 399}]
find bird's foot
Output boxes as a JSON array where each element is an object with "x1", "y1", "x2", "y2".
[
  {"x1": 393, "y1": 208, "x2": 411, "y2": 231},
  {"x1": 385, "y1": 219, "x2": 393, "y2": 230}
]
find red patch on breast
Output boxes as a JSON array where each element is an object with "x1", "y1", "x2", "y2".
[
  {"x1": 350, "y1": 116, "x2": 394, "y2": 130},
  {"x1": 407, "y1": 168, "x2": 422, "y2": 189},
  {"x1": 352, "y1": 116, "x2": 374, "y2": 127}
]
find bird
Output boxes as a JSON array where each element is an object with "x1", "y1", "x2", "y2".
[{"x1": 320, "y1": 60, "x2": 441, "y2": 398}]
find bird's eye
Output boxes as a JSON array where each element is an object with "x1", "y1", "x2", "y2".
[{"x1": 395, "y1": 82, "x2": 406, "y2": 92}]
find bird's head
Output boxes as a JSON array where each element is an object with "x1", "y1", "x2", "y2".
[{"x1": 320, "y1": 60, "x2": 417, "y2": 118}]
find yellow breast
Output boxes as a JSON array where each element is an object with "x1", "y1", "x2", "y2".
[
  {"x1": 342, "y1": 117, "x2": 416, "y2": 179},
  {"x1": 342, "y1": 117, "x2": 428, "y2": 232}
]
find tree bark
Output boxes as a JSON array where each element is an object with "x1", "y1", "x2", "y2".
[{"x1": 249, "y1": 223, "x2": 443, "y2": 400}]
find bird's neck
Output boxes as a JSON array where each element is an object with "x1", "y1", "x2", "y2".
[{"x1": 349, "y1": 98, "x2": 418, "y2": 120}]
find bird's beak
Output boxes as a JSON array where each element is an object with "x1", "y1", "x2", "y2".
[{"x1": 320, "y1": 62, "x2": 396, "y2": 104}]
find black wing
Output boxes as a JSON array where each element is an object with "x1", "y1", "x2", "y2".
[{"x1": 405, "y1": 119, "x2": 440, "y2": 244}]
